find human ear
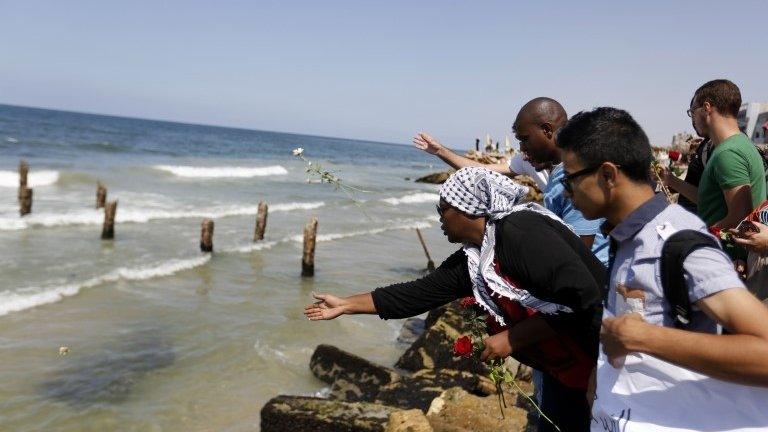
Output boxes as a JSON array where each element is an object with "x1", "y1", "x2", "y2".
[
  {"x1": 541, "y1": 123, "x2": 554, "y2": 139},
  {"x1": 601, "y1": 163, "x2": 619, "y2": 187}
]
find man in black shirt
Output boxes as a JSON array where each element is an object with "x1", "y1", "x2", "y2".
[{"x1": 304, "y1": 167, "x2": 604, "y2": 432}]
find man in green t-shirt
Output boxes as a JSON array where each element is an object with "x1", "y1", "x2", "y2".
[{"x1": 686, "y1": 79, "x2": 766, "y2": 228}]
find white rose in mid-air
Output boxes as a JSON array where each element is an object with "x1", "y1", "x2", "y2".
[{"x1": 292, "y1": 147, "x2": 304, "y2": 156}]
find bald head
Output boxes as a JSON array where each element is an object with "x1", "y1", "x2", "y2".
[{"x1": 514, "y1": 97, "x2": 568, "y2": 131}]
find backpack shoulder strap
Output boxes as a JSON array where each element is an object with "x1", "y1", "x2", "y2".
[{"x1": 660, "y1": 229, "x2": 721, "y2": 329}]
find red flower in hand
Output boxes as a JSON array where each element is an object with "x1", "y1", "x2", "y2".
[
  {"x1": 453, "y1": 335, "x2": 473, "y2": 358},
  {"x1": 668, "y1": 150, "x2": 681, "y2": 162},
  {"x1": 709, "y1": 226, "x2": 723, "y2": 239},
  {"x1": 459, "y1": 297, "x2": 477, "y2": 308}
]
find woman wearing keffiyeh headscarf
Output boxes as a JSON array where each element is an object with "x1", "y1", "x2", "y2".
[{"x1": 304, "y1": 167, "x2": 604, "y2": 432}]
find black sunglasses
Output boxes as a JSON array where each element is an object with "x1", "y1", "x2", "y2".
[{"x1": 559, "y1": 165, "x2": 604, "y2": 193}]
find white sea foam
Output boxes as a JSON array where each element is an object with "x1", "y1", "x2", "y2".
[
  {"x1": 0, "y1": 255, "x2": 211, "y2": 316},
  {"x1": 5, "y1": 137, "x2": 18, "y2": 143},
  {"x1": 222, "y1": 241, "x2": 279, "y2": 254},
  {"x1": 289, "y1": 220, "x2": 432, "y2": 243},
  {"x1": 381, "y1": 192, "x2": 439, "y2": 206},
  {"x1": 0, "y1": 202, "x2": 324, "y2": 231},
  {"x1": 154, "y1": 165, "x2": 288, "y2": 178},
  {"x1": 0, "y1": 170, "x2": 60, "y2": 188}
]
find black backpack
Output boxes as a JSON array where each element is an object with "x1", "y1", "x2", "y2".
[{"x1": 660, "y1": 229, "x2": 721, "y2": 329}]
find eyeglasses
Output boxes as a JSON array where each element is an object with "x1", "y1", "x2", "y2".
[
  {"x1": 686, "y1": 106, "x2": 702, "y2": 118},
  {"x1": 559, "y1": 165, "x2": 606, "y2": 193}
]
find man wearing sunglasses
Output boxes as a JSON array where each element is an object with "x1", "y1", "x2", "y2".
[
  {"x1": 413, "y1": 97, "x2": 610, "y2": 267},
  {"x1": 557, "y1": 107, "x2": 768, "y2": 431}
]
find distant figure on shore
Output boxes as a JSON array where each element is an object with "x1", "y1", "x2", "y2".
[{"x1": 306, "y1": 167, "x2": 605, "y2": 432}]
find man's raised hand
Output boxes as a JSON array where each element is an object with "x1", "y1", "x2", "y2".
[{"x1": 413, "y1": 132, "x2": 443, "y2": 155}]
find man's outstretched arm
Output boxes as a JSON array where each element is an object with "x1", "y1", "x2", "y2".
[{"x1": 414, "y1": 132, "x2": 513, "y2": 175}]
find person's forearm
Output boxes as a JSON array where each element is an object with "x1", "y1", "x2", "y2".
[
  {"x1": 435, "y1": 147, "x2": 485, "y2": 170},
  {"x1": 666, "y1": 175, "x2": 698, "y2": 204},
  {"x1": 507, "y1": 314, "x2": 557, "y2": 351},
  {"x1": 342, "y1": 293, "x2": 377, "y2": 315},
  {"x1": 637, "y1": 324, "x2": 768, "y2": 386}
]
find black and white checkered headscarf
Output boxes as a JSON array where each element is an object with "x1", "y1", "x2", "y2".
[{"x1": 439, "y1": 167, "x2": 573, "y2": 323}]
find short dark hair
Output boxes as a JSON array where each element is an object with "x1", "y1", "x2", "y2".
[
  {"x1": 693, "y1": 79, "x2": 741, "y2": 117},
  {"x1": 556, "y1": 107, "x2": 653, "y2": 183}
]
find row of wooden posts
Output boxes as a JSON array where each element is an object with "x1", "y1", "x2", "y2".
[{"x1": 14, "y1": 160, "x2": 321, "y2": 277}]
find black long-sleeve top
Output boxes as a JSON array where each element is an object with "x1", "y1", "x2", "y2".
[{"x1": 371, "y1": 210, "x2": 605, "y2": 359}]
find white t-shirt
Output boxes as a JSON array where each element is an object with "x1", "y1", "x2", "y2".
[{"x1": 508, "y1": 153, "x2": 549, "y2": 190}]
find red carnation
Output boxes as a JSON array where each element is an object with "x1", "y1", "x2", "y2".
[
  {"x1": 459, "y1": 297, "x2": 477, "y2": 308},
  {"x1": 453, "y1": 336, "x2": 473, "y2": 358},
  {"x1": 668, "y1": 150, "x2": 681, "y2": 162}
]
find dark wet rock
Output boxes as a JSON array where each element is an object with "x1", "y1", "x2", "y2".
[
  {"x1": 260, "y1": 395, "x2": 396, "y2": 432},
  {"x1": 374, "y1": 369, "x2": 495, "y2": 411},
  {"x1": 310, "y1": 344, "x2": 399, "y2": 402},
  {"x1": 415, "y1": 171, "x2": 453, "y2": 184},
  {"x1": 396, "y1": 304, "x2": 489, "y2": 375}
]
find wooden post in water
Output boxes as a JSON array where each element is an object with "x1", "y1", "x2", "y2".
[
  {"x1": 96, "y1": 182, "x2": 107, "y2": 209},
  {"x1": 415, "y1": 228, "x2": 435, "y2": 272},
  {"x1": 200, "y1": 219, "x2": 214, "y2": 252},
  {"x1": 19, "y1": 187, "x2": 33, "y2": 216},
  {"x1": 253, "y1": 201, "x2": 268, "y2": 241},
  {"x1": 301, "y1": 217, "x2": 318, "y2": 277},
  {"x1": 101, "y1": 200, "x2": 118, "y2": 239},
  {"x1": 18, "y1": 160, "x2": 28, "y2": 202}
]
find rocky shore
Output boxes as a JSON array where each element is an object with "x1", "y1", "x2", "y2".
[{"x1": 260, "y1": 302, "x2": 536, "y2": 432}]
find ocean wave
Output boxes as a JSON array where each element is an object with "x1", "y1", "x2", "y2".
[
  {"x1": 0, "y1": 255, "x2": 211, "y2": 317},
  {"x1": 381, "y1": 192, "x2": 439, "y2": 206},
  {"x1": 0, "y1": 201, "x2": 324, "y2": 231},
  {"x1": 0, "y1": 170, "x2": 60, "y2": 188},
  {"x1": 289, "y1": 220, "x2": 432, "y2": 243},
  {"x1": 154, "y1": 165, "x2": 288, "y2": 178}
]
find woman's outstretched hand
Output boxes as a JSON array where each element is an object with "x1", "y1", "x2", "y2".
[{"x1": 304, "y1": 292, "x2": 349, "y2": 321}]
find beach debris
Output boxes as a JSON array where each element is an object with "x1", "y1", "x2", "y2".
[
  {"x1": 101, "y1": 200, "x2": 118, "y2": 239},
  {"x1": 19, "y1": 186, "x2": 33, "y2": 216},
  {"x1": 301, "y1": 217, "x2": 318, "y2": 277},
  {"x1": 415, "y1": 228, "x2": 435, "y2": 271},
  {"x1": 200, "y1": 218, "x2": 214, "y2": 252},
  {"x1": 254, "y1": 201, "x2": 269, "y2": 241},
  {"x1": 59, "y1": 346, "x2": 69, "y2": 356},
  {"x1": 96, "y1": 182, "x2": 107, "y2": 209}
]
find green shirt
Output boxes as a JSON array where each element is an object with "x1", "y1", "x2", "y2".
[{"x1": 698, "y1": 133, "x2": 766, "y2": 225}]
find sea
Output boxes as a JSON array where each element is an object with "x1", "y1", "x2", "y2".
[{"x1": 0, "y1": 104, "x2": 458, "y2": 431}]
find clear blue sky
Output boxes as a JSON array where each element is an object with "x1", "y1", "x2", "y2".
[{"x1": 1, "y1": 0, "x2": 765, "y2": 148}]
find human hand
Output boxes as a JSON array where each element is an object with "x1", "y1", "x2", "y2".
[
  {"x1": 480, "y1": 330, "x2": 513, "y2": 361},
  {"x1": 600, "y1": 313, "x2": 648, "y2": 368},
  {"x1": 303, "y1": 292, "x2": 349, "y2": 321},
  {"x1": 413, "y1": 132, "x2": 443, "y2": 155},
  {"x1": 729, "y1": 222, "x2": 768, "y2": 256}
]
